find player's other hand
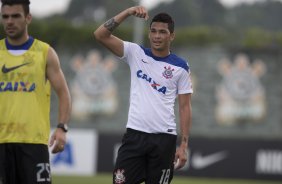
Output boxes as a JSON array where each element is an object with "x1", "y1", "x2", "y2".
[
  {"x1": 174, "y1": 145, "x2": 188, "y2": 170},
  {"x1": 128, "y1": 6, "x2": 149, "y2": 20},
  {"x1": 49, "y1": 128, "x2": 67, "y2": 154}
]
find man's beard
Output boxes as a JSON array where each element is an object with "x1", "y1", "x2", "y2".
[{"x1": 6, "y1": 29, "x2": 25, "y2": 41}]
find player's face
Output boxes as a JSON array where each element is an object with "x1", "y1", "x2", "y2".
[
  {"x1": 149, "y1": 22, "x2": 175, "y2": 53},
  {"x1": 1, "y1": 4, "x2": 31, "y2": 40}
]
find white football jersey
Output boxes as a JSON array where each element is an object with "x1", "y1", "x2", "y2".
[{"x1": 120, "y1": 41, "x2": 193, "y2": 135}]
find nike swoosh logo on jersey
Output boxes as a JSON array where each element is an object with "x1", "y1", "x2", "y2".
[
  {"x1": 2, "y1": 62, "x2": 32, "y2": 73},
  {"x1": 141, "y1": 59, "x2": 148, "y2": 64},
  {"x1": 191, "y1": 151, "x2": 228, "y2": 169}
]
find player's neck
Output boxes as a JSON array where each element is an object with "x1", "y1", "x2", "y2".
[
  {"x1": 6, "y1": 34, "x2": 30, "y2": 46},
  {"x1": 151, "y1": 48, "x2": 170, "y2": 58}
]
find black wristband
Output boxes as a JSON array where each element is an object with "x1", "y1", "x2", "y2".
[{"x1": 57, "y1": 123, "x2": 68, "y2": 133}]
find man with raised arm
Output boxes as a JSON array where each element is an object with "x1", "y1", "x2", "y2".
[{"x1": 94, "y1": 6, "x2": 193, "y2": 184}]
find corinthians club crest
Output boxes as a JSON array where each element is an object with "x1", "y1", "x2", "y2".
[
  {"x1": 163, "y1": 66, "x2": 174, "y2": 79},
  {"x1": 215, "y1": 53, "x2": 267, "y2": 125},
  {"x1": 114, "y1": 169, "x2": 126, "y2": 184},
  {"x1": 70, "y1": 50, "x2": 118, "y2": 121}
]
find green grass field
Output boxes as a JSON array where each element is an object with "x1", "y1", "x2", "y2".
[{"x1": 52, "y1": 173, "x2": 281, "y2": 184}]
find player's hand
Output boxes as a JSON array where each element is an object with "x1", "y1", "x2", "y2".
[
  {"x1": 49, "y1": 128, "x2": 67, "y2": 154},
  {"x1": 174, "y1": 144, "x2": 188, "y2": 170},
  {"x1": 127, "y1": 6, "x2": 149, "y2": 20}
]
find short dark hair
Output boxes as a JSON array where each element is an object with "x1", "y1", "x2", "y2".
[
  {"x1": 1, "y1": 0, "x2": 30, "y2": 15},
  {"x1": 150, "y1": 13, "x2": 174, "y2": 33}
]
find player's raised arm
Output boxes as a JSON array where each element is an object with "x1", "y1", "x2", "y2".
[{"x1": 93, "y1": 6, "x2": 149, "y2": 57}]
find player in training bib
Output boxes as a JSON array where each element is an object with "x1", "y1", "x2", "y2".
[{"x1": 0, "y1": 0, "x2": 71, "y2": 183}]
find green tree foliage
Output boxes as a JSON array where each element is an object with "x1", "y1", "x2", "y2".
[
  {"x1": 25, "y1": 19, "x2": 282, "y2": 51},
  {"x1": 63, "y1": 0, "x2": 136, "y2": 24},
  {"x1": 174, "y1": 26, "x2": 229, "y2": 47},
  {"x1": 3, "y1": 0, "x2": 280, "y2": 50},
  {"x1": 242, "y1": 28, "x2": 280, "y2": 49},
  {"x1": 227, "y1": 0, "x2": 282, "y2": 31},
  {"x1": 28, "y1": 17, "x2": 133, "y2": 51},
  {"x1": 150, "y1": 0, "x2": 226, "y2": 27}
]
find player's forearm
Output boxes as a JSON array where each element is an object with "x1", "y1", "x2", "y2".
[
  {"x1": 58, "y1": 88, "x2": 71, "y2": 124},
  {"x1": 179, "y1": 103, "x2": 192, "y2": 148},
  {"x1": 94, "y1": 8, "x2": 130, "y2": 40}
]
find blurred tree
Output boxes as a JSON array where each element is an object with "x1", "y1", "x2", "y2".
[
  {"x1": 50, "y1": 0, "x2": 282, "y2": 31},
  {"x1": 63, "y1": 0, "x2": 136, "y2": 25},
  {"x1": 226, "y1": 0, "x2": 282, "y2": 31},
  {"x1": 12, "y1": 0, "x2": 282, "y2": 50},
  {"x1": 150, "y1": 0, "x2": 226, "y2": 27}
]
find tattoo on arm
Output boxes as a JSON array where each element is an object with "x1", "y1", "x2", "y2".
[{"x1": 104, "y1": 18, "x2": 119, "y2": 32}]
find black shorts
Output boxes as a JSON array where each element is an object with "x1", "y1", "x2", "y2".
[
  {"x1": 113, "y1": 128, "x2": 177, "y2": 184},
  {"x1": 0, "y1": 143, "x2": 51, "y2": 184}
]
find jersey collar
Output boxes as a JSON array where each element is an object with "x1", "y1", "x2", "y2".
[{"x1": 5, "y1": 36, "x2": 34, "y2": 50}]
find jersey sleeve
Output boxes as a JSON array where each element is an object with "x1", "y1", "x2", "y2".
[
  {"x1": 178, "y1": 68, "x2": 193, "y2": 94},
  {"x1": 119, "y1": 41, "x2": 138, "y2": 64}
]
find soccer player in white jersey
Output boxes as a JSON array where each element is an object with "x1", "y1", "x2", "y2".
[{"x1": 94, "y1": 6, "x2": 193, "y2": 184}]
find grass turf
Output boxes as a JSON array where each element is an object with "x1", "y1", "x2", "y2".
[{"x1": 52, "y1": 173, "x2": 281, "y2": 184}]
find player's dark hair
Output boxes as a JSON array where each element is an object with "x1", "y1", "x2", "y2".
[
  {"x1": 150, "y1": 13, "x2": 174, "y2": 33},
  {"x1": 1, "y1": 0, "x2": 30, "y2": 15}
]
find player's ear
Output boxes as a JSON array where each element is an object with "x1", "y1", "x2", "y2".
[
  {"x1": 26, "y1": 13, "x2": 32, "y2": 25},
  {"x1": 170, "y1": 32, "x2": 175, "y2": 41}
]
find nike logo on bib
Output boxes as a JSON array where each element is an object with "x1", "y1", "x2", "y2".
[{"x1": 2, "y1": 62, "x2": 32, "y2": 73}]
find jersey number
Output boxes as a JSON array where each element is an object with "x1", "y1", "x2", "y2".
[
  {"x1": 159, "y1": 169, "x2": 170, "y2": 184},
  {"x1": 36, "y1": 163, "x2": 51, "y2": 182}
]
